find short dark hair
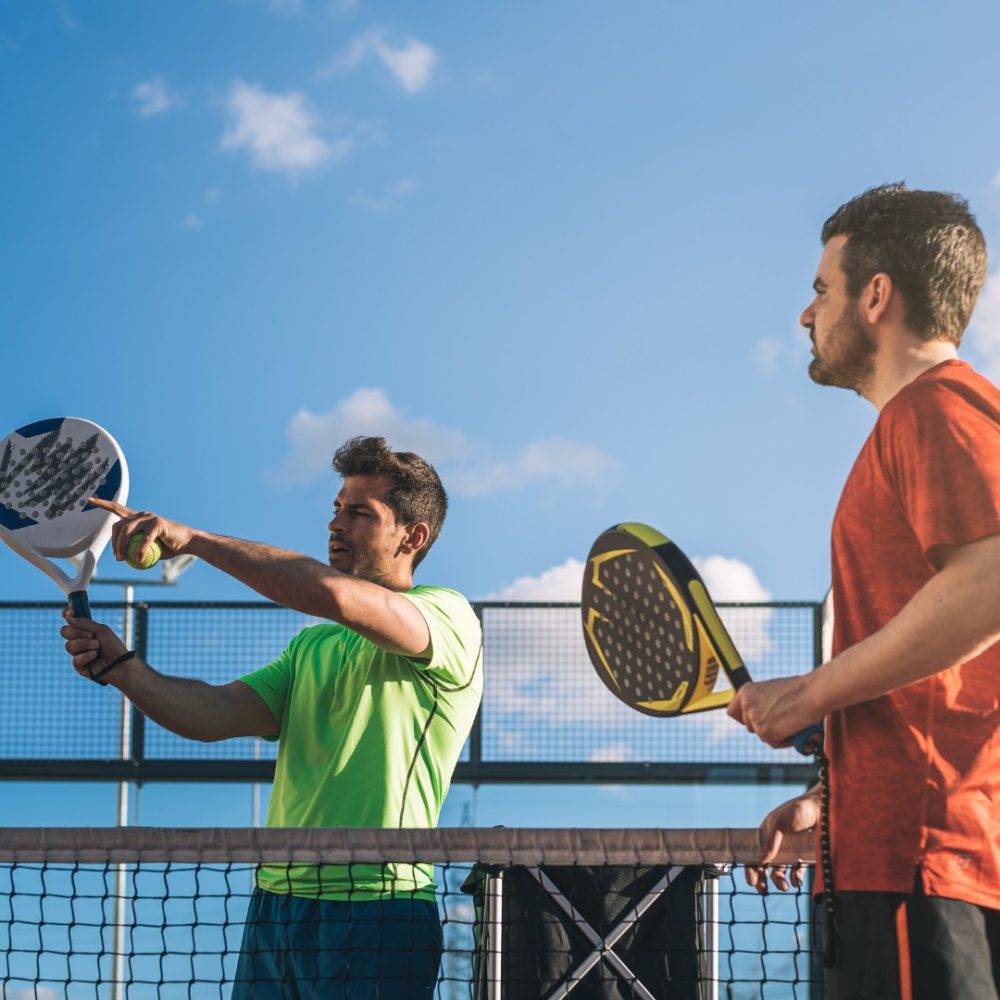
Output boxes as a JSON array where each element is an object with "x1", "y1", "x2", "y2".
[
  {"x1": 821, "y1": 183, "x2": 987, "y2": 345},
  {"x1": 332, "y1": 436, "x2": 448, "y2": 567}
]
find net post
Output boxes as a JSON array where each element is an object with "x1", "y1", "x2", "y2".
[
  {"x1": 702, "y1": 874, "x2": 720, "y2": 1000},
  {"x1": 110, "y1": 586, "x2": 136, "y2": 1000},
  {"x1": 130, "y1": 602, "x2": 148, "y2": 766},
  {"x1": 485, "y1": 868, "x2": 503, "y2": 999}
]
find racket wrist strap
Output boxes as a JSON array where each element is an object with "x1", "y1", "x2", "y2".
[{"x1": 91, "y1": 650, "x2": 136, "y2": 686}]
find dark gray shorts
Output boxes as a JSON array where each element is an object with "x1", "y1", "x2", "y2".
[
  {"x1": 231, "y1": 888, "x2": 442, "y2": 999},
  {"x1": 824, "y1": 886, "x2": 1000, "y2": 1000}
]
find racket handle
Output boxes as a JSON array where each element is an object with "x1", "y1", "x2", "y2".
[
  {"x1": 68, "y1": 591, "x2": 92, "y2": 620},
  {"x1": 791, "y1": 722, "x2": 824, "y2": 756}
]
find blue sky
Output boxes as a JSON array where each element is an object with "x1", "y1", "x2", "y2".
[
  {"x1": 5, "y1": 0, "x2": 1000, "y2": 608},
  {"x1": 5, "y1": 1, "x2": 1000, "y2": 831}
]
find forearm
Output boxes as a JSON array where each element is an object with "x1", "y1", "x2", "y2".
[
  {"x1": 809, "y1": 540, "x2": 1000, "y2": 716},
  {"x1": 110, "y1": 660, "x2": 253, "y2": 742},
  {"x1": 184, "y1": 530, "x2": 430, "y2": 654},
  {"x1": 187, "y1": 530, "x2": 343, "y2": 617}
]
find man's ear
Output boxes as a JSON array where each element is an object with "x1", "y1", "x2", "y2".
[
  {"x1": 401, "y1": 522, "x2": 430, "y2": 558},
  {"x1": 862, "y1": 272, "x2": 894, "y2": 325}
]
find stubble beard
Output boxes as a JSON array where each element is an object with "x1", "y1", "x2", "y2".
[{"x1": 808, "y1": 306, "x2": 876, "y2": 395}]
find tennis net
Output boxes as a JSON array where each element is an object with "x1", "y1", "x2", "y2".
[{"x1": 0, "y1": 826, "x2": 820, "y2": 999}]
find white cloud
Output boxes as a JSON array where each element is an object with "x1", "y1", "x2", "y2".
[
  {"x1": 133, "y1": 75, "x2": 180, "y2": 118},
  {"x1": 221, "y1": 80, "x2": 348, "y2": 176},
  {"x1": 319, "y1": 30, "x2": 438, "y2": 94},
  {"x1": 754, "y1": 321, "x2": 811, "y2": 374},
  {"x1": 267, "y1": 389, "x2": 614, "y2": 498},
  {"x1": 371, "y1": 34, "x2": 437, "y2": 94},
  {"x1": 589, "y1": 743, "x2": 630, "y2": 763},
  {"x1": 323, "y1": 35, "x2": 369, "y2": 76},
  {"x1": 181, "y1": 213, "x2": 203, "y2": 230},
  {"x1": 694, "y1": 554, "x2": 773, "y2": 661},
  {"x1": 752, "y1": 336, "x2": 784, "y2": 374},
  {"x1": 692, "y1": 554, "x2": 770, "y2": 603},
  {"x1": 451, "y1": 440, "x2": 614, "y2": 498},
  {"x1": 486, "y1": 552, "x2": 769, "y2": 605},
  {"x1": 267, "y1": 389, "x2": 469, "y2": 486},
  {"x1": 351, "y1": 178, "x2": 417, "y2": 212},
  {"x1": 968, "y1": 268, "x2": 1000, "y2": 383},
  {"x1": 480, "y1": 558, "x2": 585, "y2": 601},
  {"x1": 5, "y1": 988, "x2": 58, "y2": 1000}
]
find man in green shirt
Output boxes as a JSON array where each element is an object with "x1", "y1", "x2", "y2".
[{"x1": 60, "y1": 436, "x2": 483, "y2": 998}]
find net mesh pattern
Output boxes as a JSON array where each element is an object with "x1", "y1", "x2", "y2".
[
  {"x1": 0, "y1": 604, "x2": 127, "y2": 759},
  {"x1": 0, "y1": 601, "x2": 818, "y2": 770},
  {"x1": 480, "y1": 603, "x2": 817, "y2": 763},
  {"x1": 0, "y1": 827, "x2": 820, "y2": 999}
]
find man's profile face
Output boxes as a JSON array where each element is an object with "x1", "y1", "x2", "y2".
[
  {"x1": 327, "y1": 474, "x2": 412, "y2": 586},
  {"x1": 800, "y1": 234, "x2": 876, "y2": 394}
]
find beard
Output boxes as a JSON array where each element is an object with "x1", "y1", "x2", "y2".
[{"x1": 808, "y1": 305, "x2": 876, "y2": 394}]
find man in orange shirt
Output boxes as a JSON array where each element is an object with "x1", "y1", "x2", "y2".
[{"x1": 729, "y1": 184, "x2": 1000, "y2": 999}]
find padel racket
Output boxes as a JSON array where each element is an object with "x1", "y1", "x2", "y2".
[
  {"x1": 581, "y1": 522, "x2": 823, "y2": 755},
  {"x1": 0, "y1": 417, "x2": 129, "y2": 621}
]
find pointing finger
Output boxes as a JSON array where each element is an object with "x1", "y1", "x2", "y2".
[{"x1": 88, "y1": 496, "x2": 136, "y2": 518}]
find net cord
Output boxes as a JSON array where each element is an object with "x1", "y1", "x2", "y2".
[{"x1": 0, "y1": 826, "x2": 815, "y2": 866}]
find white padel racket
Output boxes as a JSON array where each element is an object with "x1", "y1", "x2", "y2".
[{"x1": 0, "y1": 417, "x2": 129, "y2": 620}]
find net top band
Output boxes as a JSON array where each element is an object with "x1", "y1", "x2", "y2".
[{"x1": 0, "y1": 826, "x2": 815, "y2": 866}]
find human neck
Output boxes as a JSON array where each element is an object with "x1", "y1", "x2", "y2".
[{"x1": 862, "y1": 337, "x2": 958, "y2": 411}]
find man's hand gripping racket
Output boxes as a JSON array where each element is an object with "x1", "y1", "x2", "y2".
[{"x1": 580, "y1": 522, "x2": 824, "y2": 753}]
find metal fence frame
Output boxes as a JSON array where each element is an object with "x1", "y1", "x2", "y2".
[{"x1": 0, "y1": 599, "x2": 824, "y2": 786}]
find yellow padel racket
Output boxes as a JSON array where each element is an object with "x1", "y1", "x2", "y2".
[{"x1": 582, "y1": 522, "x2": 822, "y2": 754}]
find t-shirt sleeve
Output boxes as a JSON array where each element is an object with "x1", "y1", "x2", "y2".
[
  {"x1": 400, "y1": 587, "x2": 482, "y2": 688},
  {"x1": 880, "y1": 380, "x2": 1000, "y2": 559},
  {"x1": 237, "y1": 639, "x2": 296, "y2": 741}
]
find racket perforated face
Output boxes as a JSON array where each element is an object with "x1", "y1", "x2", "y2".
[
  {"x1": 582, "y1": 523, "x2": 745, "y2": 717},
  {"x1": 0, "y1": 418, "x2": 126, "y2": 556},
  {"x1": 0, "y1": 418, "x2": 129, "y2": 607}
]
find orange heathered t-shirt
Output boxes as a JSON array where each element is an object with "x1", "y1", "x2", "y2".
[{"x1": 827, "y1": 360, "x2": 1000, "y2": 908}]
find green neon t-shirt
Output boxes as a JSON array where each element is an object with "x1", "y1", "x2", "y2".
[{"x1": 238, "y1": 585, "x2": 482, "y2": 900}]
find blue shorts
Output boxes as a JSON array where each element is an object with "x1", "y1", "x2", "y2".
[{"x1": 232, "y1": 888, "x2": 442, "y2": 999}]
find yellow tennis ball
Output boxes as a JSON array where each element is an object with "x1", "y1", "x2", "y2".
[{"x1": 126, "y1": 531, "x2": 162, "y2": 571}]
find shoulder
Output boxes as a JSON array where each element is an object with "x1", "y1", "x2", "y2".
[
  {"x1": 878, "y1": 361, "x2": 1000, "y2": 440},
  {"x1": 402, "y1": 585, "x2": 478, "y2": 622},
  {"x1": 401, "y1": 586, "x2": 482, "y2": 649}
]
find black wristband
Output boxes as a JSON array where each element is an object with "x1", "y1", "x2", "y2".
[{"x1": 90, "y1": 650, "x2": 137, "y2": 686}]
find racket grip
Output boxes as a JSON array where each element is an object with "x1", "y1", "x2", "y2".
[
  {"x1": 68, "y1": 591, "x2": 92, "y2": 620},
  {"x1": 791, "y1": 722, "x2": 824, "y2": 756}
]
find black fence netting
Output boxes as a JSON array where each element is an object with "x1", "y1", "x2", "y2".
[
  {"x1": 0, "y1": 601, "x2": 822, "y2": 782},
  {"x1": 0, "y1": 826, "x2": 823, "y2": 999}
]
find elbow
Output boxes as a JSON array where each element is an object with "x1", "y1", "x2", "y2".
[
  {"x1": 176, "y1": 724, "x2": 228, "y2": 744},
  {"x1": 318, "y1": 575, "x2": 348, "y2": 620}
]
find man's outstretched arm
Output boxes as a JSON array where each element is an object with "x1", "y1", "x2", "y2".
[
  {"x1": 61, "y1": 612, "x2": 279, "y2": 742},
  {"x1": 85, "y1": 498, "x2": 431, "y2": 657}
]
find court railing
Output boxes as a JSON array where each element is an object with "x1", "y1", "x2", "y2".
[{"x1": 0, "y1": 600, "x2": 824, "y2": 785}]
